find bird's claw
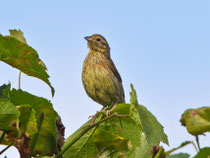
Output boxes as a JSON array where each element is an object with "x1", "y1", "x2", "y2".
[
  {"x1": 105, "y1": 109, "x2": 111, "y2": 116},
  {"x1": 88, "y1": 111, "x2": 99, "y2": 125}
]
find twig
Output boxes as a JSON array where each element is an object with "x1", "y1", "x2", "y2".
[
  {"x1": 0, "y1": 131, "x2": 6, "y2": 144},
  {"x1": 28, "y1": 113, "x2": 45, "y2": 158},
  {"x1": 55, "y1": 113, "x2": 129, "y2": 158},
  {"x1": 0, "y1": 143, "x2": 13, "y2": 155},
  {"x1": 195, "y1": 135, "x2": 200, "y2": 150}
]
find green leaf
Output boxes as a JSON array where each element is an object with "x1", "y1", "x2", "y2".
[
  {"x1": 9, "y1": 88, "x2": 58, "y2": 156},
  {"x1": 0, "y1": 84, "x2": 20, "y2": 137},
  {"x1": 18, "y1": 104, "x2": 38, "y2": 137},
  {"x1": 130, "y1": 84, "x2": 168, "y2": 145},
  {"x1": 93, "y1": 121, "x2": 130, "y2": 157},
  {"x1": 137, "y1": 104, "x2": 169, "y2": 145},
  {"x1": 62, "y1": 104, "x2": 153, "y2": 158},
  {"x1": 193, "y1": 147, "x2": 210, "y2": 158},
  {"x1": 166, "y1": 153, "x2": 190, "y2": 158},
  {"x1": 0, "y1": 32, "x2": 54, "y2": 96},
  {"x1": 61, "y1": 84, "x2": 167, "y2": 158},
  {"x1": 62, "y1": 115, "x2": 103, "y2": 158},
  {"x1": 0, "y1": 84, "x2": 10, "y2": 99},
  {"x1": 180, "y1": 107, "x2": 210, "y2": 135},
  {"x1": 129, "y1": 83, "x2": 138, "y2": 106},
  {"x1": 9, "y1": 29, "x2": 47, "y2": 71}
]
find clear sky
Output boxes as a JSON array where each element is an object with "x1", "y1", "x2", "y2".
[{"x1": 0, "y1": 0, "x2": 210, "y2": 157}]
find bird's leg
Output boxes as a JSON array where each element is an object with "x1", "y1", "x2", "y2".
[
  {"x1": 105, "y1": 102, "x2": 118, "y2": 116},
  {"x1": 89, "y1": 106, "x2": 105, "y2": 125}
]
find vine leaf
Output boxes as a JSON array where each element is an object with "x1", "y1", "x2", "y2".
[
  {"x1": 0, "y1": 29, "x2": 54, "y2": 96},
  {"x1": 10, "y1": 88, "x2": 59, "y2": 156},
  {"x1": 129, "y1": 84, "x2": 169, "y2": 145},
  {"x1": 0, "y1": 83, "x2": 60, "y2": 157}
]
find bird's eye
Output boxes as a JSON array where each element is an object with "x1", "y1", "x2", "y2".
[{"x1": 96, "y1": 38, "x2": 101, "y2": 41}]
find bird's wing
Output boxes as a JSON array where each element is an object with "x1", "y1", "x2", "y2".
[
  {"x1": 102, "y1": 58, "x2": 125, "y2": 103},
  {"x1": 106, "y1": 58, "x2": 122, "y2": 83}
]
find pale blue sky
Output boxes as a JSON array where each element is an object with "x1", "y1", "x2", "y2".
[{"x1": 0, "y1": 0, "x2": 210, "y2": 157}]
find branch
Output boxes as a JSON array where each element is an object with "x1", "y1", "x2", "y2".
[{"x1": 55, "y1": 113, "x2": 129, "y2": 158}]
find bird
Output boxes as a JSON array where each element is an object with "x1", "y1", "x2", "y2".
[{"x1": 82, "y1": 34, "x2": 125, "y2": 115}]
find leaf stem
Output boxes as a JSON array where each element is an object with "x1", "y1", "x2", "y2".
[
  {"x1": 0, "y1": 131, "x2": 6, "y2": 144},
  {"x1": 192, "y1": 141, "x2": 199, "y2": 153},
  {"x1": 195, "y1": 135, "x2": 200, "y2": 150},
  {"x1": 18, "y1": 71, "x2": 22, "y2": 89},
  {"x1": 154, "y1": 147, "x2": 163, "y2": 158},
  {"x1": 55, "y1": 113, "x2": 129, "y2": 158},
  {"x1": 165, "y1": 141, "x2": 198, "y2": 156},
  {"x1": 0, "y1": 143, "x2": 13, "y2": 155},
  {"x1": 28, "y1": 113, "x2": 45, "y2": 158}
]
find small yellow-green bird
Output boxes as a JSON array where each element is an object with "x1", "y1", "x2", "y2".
[{"x1": 82, "y1": 34, "x2": 125, "y2": 113}]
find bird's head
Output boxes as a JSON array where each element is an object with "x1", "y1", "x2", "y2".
[{"x1": 84, "y1": 34, "x2": 110, "y2": 55}]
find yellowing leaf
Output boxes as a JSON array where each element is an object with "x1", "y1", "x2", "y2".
[
  {"x1": 0, "y1": 32, "x2": 54, "y2": 96},
  {"x1": 180, "y1": 107, "x2": 210, "y2": 135}
]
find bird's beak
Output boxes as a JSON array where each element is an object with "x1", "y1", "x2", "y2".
[{"x1": 84, "y1": 36, "x2": 92, "y2": 41}]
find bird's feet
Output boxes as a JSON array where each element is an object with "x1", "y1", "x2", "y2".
[
  {"x1": 102, "y1": 102, "x2": 118, "y2": 117},
  {"x1": 89, "y1": 107, "x2": 106, "y2": 125},
  {"x1": 89, "y1": 111, "x2": 99, "y2": 125}
]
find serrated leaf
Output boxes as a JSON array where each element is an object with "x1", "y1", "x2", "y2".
[
  {"x1": 0, "y1": 33, "x2": 54, "y2": 96},
  {"x1": 62, "y1": 104, "x2": 153, "y2": 158},
  {"x1": 166, "y1": 153, "x2": 190, "y2": 158},
  {"x1": 130, "y1": 85, "x2": 168, "y2": 145},
  {"x1": 9, "y1": 29, "x2": 47, "y2": 71},
  {"x1": 180, "y1": 107, "x2": 210, "y2": 135},
  {"x1": 129, "y1": 83, "x2": 138, "y2": 106},
  {"x1": 193, "y1": 147, "x2": 210, "y2": 158},
  {"x1": 9, "y1": 88, "x2": 58, "y2": 156},
  {"x1": 137, "y1": 104, "x2": 168, "y2": 145}
]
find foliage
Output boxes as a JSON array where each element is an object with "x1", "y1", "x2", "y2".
[
  {"x1": 60, "y1": 85, "x2": 168, "y2": 158},
  {"x1": 0, "y1": 29, "x2": 59, "y2": 157},
  {"x1": 1, "y1": 29, "x2": 210, "y2": 158}
]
